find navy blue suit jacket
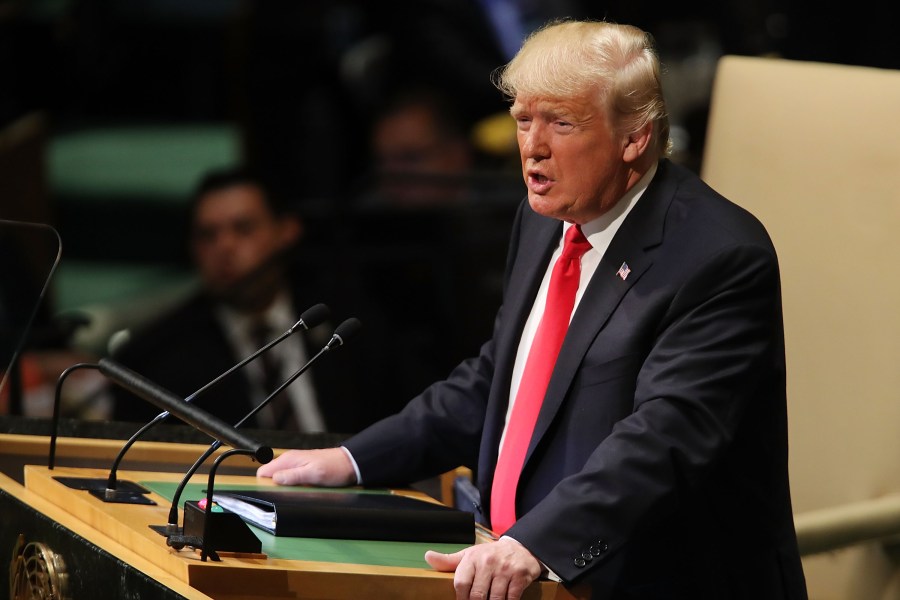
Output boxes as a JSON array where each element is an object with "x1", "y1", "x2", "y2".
[{"x1": 345, "y1": 160, "x2": 807, "y2": 598}]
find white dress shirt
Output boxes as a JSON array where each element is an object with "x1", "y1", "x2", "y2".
[{"x1": 216, "y1": 291, "x2": 326, "y2": 432}]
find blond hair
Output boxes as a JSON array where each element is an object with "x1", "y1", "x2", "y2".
[{"x1": 494, "y1": 19, "x2": 671, "y2": 157}]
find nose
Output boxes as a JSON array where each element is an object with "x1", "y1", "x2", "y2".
[
  {"x1": 196, "y1": 227, "x2": 238, "y2": 256},
  {"x1": 519, "y1": 122, "x2": 550, "y2": 161}
]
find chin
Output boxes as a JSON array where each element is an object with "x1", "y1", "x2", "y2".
[{"x1": 527, "y1": 194, "x2": 566, "y2": 220}]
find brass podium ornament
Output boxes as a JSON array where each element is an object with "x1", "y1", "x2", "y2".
[{"x1": 9, "y1": 534, "x2": 69, "y2": 600}]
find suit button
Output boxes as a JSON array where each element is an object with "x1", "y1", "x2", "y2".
[
  {"x1": 590, "y1": 541, "x2": 609, "y2": 556},
  {"x1": 581, "y1": 550, "x2": 593, "y2": 561},
  {"x1": 574, "y1": 557, "x2": 586, "y2": 568}
]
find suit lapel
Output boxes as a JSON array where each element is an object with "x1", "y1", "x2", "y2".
[
  {"x1": 499, "y1": 218, "x2": 562, "y2": 363},
  {"x1": 523, "y1": 160, "x2": 676, "y2": 463}
]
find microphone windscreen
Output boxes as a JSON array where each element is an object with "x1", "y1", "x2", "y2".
[
  {"x1": 301, "y1": 303, "x2": 330, "y2": 328},
  {"x1": 333, "y1": 318, "x2": 362, "y2": 346}
]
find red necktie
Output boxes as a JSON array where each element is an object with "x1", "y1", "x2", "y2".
[{"x1": 490, "y1": 225, "x2": 591, "y2": 534}]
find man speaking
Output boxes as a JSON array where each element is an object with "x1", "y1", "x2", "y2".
[{"x1": 259, "y1": 19, "x2": 808, "y2": 600}]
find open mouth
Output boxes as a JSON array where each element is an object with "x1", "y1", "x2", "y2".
[{"x1": 527, "y1": 172, "x2": 554, "y2": 193}]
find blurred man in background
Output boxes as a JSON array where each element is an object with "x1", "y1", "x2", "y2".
[{"x1": 110, "y1": 167, "x2": 389, "y2": 433}]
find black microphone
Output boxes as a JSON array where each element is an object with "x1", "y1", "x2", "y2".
[
  {"x1": 161, "y1": 317, "x2": 362, "y2": 539},
  {"x1": 234, "y1": 317, "x2": 361, "y2": 428},
  {"x1": 183, "y1": 303, "x2": 329, "y2": 403},
  {"x1": 67, "y1": 357, "x2": 274, "y2": 504},
  {"x1": 51, "y1": 304, "x2": 329, "y2": 501},
  {"x1": 98, "y1": 358, "x2": 273, "y2": 465},
  {"x1": 127, "y1": 301, "x2": 329, "y2": 430}
]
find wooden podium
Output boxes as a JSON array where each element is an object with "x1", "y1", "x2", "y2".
[{"x1": 0, "y1": 434, "x2": 582, "y2": 599}]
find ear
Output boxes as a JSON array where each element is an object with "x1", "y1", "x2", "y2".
[{"x1": 622, "y1": 121, "x2": 654, "y2": 163}]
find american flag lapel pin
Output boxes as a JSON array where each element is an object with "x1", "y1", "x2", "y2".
[{"x1": 616, "y1": 262, "x2": 631, "y2": 281}]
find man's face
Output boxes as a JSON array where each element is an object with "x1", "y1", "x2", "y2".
[
  {"x1": 372, "y1": 104, "x2": 472, "y2": 206},
  {"x1": 513, "y1": 91, "x2": 631, "y2": 224},
  {"x1": 190, "y1": 184, "x2": 294, "y2": 298}
]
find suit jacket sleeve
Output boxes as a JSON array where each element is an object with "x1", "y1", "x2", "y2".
[{"x1": 341, "y1": 200, "x2": 535, "y2": 482}]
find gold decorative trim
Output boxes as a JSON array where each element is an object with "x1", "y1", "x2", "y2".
[{"x1": 9, "y1": 534, "x2": 69, "y2": 600}]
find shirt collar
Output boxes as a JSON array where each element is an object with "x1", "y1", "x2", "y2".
[
  {"x1": 217, "y1": 289, "x2": 294, "y2": 335},
  {"x1": 573, "y1": 161, "x2": 658, "y2": 249}
]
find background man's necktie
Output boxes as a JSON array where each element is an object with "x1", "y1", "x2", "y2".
[
  {"x1": 490, "y1": 225, "x2": 591, "y2": 534},
  {"x1": 250, "y1": 320, "x2": 298, "y2": 431}
]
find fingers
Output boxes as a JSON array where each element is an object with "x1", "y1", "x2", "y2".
[
  {"x1": 504, "y1": 576, "x2": 531, "y2": 600},
  {"x1": 461, "y1": 545, "x2": 507, "y2": 600},
  {"x1": 272, "y1": 466, "x2": 312, "y2": 486},
  {"x1": 450, "y1": 549, "x2": 477, "y2": 600},
  {"x1": 424, "y1": 549, "x2": 462, "y2": 572},
  {"x1": 255, "y1": 448, "x2": 355, "y2": 487},
  {"x1": 255, "y1": 450, "x2": 300, "y2": 478},
  {"x1": 426, "y1": 540, "x2": 542, "y2": 600}
]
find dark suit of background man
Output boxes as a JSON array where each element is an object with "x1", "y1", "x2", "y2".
[
  {"x1": 111, "y1": 168, "x2": 393, "y2": 434},
  {"x1": 258, "y1": 20, "x2": 808, "y2": 600}
]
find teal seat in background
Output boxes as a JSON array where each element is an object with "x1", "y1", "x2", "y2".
[
  {"x1": 48, "y1": 122, "x2": 241, "y2": 262},
  {"x1": 49, "y1": 123, "x2": 240, "y2": 203},
  {"x1": 45, "y1": 121, "x2": 240, "y2": 351}
]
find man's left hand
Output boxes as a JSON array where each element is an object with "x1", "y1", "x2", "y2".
[{"x1": 425, "y1": 537, "x2": 543, "y2": 600}]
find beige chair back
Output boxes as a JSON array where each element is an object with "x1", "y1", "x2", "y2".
[{"x1": 702, "y1": 54, "x2": 900, "y2": 600}]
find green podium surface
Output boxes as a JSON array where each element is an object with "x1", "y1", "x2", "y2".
[{"x1": 144, "y1": 481, "x2": 470, "y2": 568}]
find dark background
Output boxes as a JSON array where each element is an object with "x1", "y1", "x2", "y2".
[{"x1": 1, "y1": 0, "x2": 897, "y2": 415}]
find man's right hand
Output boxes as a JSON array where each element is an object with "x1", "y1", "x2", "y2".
[{"x1": 256, "y1": 447, "x2": 356, "y2": 487}]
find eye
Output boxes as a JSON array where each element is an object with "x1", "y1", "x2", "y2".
[
  {"x1": 193, "y1": 227, "x2": 217, "y2": 244},
  {"x1": 554, "y1": 120, "x2": 574, "y2": 131},
  {"x1": 515, "y1": 116, "x2": 532, "y2": 131},
  {"x1": 234, "y1": 219, "x2": 259, "y2": 237}
]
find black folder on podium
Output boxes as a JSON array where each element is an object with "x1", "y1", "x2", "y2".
[{"x1": 211, "y1": 488, "x2": 475, "y2": 544}]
